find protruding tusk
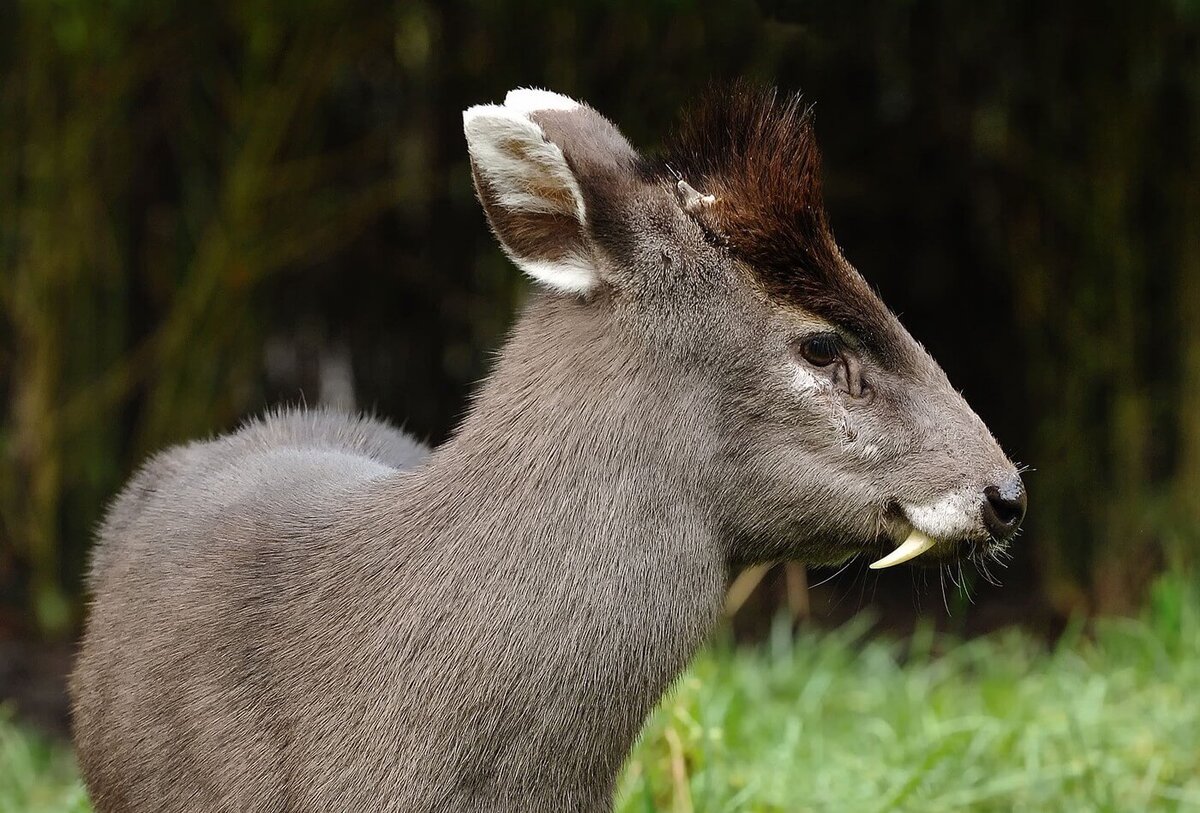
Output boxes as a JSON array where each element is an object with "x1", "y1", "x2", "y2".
[{"x1": 868, "y1": 529, "x2": 938, "y2": 570}]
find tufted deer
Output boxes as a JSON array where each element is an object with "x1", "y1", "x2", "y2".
[{"x1": 71, "y1": 86, "x2": 1026, "y2": 812}]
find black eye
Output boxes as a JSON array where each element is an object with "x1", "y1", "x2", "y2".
[{"x1": 796, "y1": 333, "x2": 842, "y2": 367}]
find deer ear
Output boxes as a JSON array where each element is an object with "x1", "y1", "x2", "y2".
[{"x1": 463, "y1": 90, "x2": 615, "y2": 295}]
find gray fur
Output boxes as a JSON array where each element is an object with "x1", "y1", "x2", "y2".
[{"x1": 71, "y1": 88, "x2": 1022, "y2": 812}]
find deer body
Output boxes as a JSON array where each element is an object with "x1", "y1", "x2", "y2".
[
  {"x1": 73, "y1": 299, "x2": 725, "y2": 812},
  {"x1": 73, "y1": 87, "x2": 1026, "y2": 812}
]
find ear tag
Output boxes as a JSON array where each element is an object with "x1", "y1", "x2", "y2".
[{"x1": 676, "y1": 180, "x2": 717, "y2": 213}]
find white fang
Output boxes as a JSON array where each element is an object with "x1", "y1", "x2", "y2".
[{"x1": 868, "y1": 529, "x2": 938, "y2": 570}]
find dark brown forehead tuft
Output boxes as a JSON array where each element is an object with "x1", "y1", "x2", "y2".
[{"x1": 656, "y1": 82, "x2": 900, "y2": 361}]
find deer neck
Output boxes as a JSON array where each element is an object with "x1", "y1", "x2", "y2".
[{"x1": 392, "y1": 293, "x2": 727, "y2": 754}]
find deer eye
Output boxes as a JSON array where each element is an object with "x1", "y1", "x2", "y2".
[{"x1": 795, "y1": 333, "x2": 842, "y2": 367}]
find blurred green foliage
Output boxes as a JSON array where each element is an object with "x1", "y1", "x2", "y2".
[
  {"x1": 1, "y1": 0, "x2": 1198, "y2": 637},
  {"x1": 622, "y1": 569, "x2": 1200, "y2": 810},
  {"x1": 0, "y1": 709, "x2": 89, "y2": 813}
]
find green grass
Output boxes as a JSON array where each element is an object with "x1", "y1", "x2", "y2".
[
  {"x1": 0, "y1": 714, "x2": 88, "y2": 813},
  {"x1": 619, "y1": 572, "x2": 1200, "y2": 812},
  {"x1": 4, "y1": 574, "x2": 1199, "y2": 812}
]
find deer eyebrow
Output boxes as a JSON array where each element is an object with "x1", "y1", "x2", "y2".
[
  {"x1": 834, "y1": 320, "x2": 893, "y2": 362},
  {"x1": 829, "y1": 328, "x2": 864, "y2": 353},
  {"x1": 778, "y1": 297, "x2": 894, "y2": 364}
]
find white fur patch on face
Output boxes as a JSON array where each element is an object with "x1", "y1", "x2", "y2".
[
  {"x1": 903, "y1": 489, "x2": 981, "y2": 540},
  {"x1": 787, "y1": 313, "x2": 841, "y2": 396},
  {"x1": 462, "y1": 100, "x2": 594, "y2": 294},
  {"x1": 790, "y1": 363, "x2": 823, "y2": 393},
  {"x1": 503, "y1": 88, "x2": 582, "y2": 115}
]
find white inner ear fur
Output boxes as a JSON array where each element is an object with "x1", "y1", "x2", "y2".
[
  {"x1": 462, "y1": 105, "x2": 587, "y2": 221},
  {"x1": 504, "y1": 88, "x2": 581, "y2": 114},
  {"x1": 462, "y1": 101, "x2": 593, "y2": 295},
  {"x1": 518, "y1": 258, "x2": 595, "y2": 295}
]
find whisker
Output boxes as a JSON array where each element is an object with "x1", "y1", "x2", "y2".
[
  {"x1": 977, "y1": 554, "x2": 1003, "y2": 587},
  {"x1": 959, "y1": 559, "x2": 976, "y2": 604},
  {"x1": 810, "y1": 556, "x2": 856, "y2": 589},
  {"x1": 856, "y1": 561, "x2": 871, "y2": 611},
  {"x1": 947, "y1": 560, "x2": 961, "y2": 591},
  {"x1": 939, "y1": 565, "x2": 952, "y2": 615}
]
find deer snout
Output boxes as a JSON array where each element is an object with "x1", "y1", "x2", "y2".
[{"x1": 981, "y1": 475, "x2": 1027, "y2": 542}]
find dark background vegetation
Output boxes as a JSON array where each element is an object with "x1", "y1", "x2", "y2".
[{"x1": 2, "y1": 0, "x2": 1198, "y2": 729}]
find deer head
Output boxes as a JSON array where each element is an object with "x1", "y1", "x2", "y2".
[{"x1": 463, "y1": 85, "x2": 1026, "y2": 573}]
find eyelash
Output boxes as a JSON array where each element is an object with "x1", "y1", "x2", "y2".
[{"x1": 795, "y1": 333, "x2": 843, "y2": 367}]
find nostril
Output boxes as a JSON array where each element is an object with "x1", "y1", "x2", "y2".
[{"x1": 981, "y1": 480, "x2": 1027, "y2": 541}]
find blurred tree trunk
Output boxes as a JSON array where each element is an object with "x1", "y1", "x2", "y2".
[
  {"x1": 1001, "y1": 3, "x2": 1200, "y2": 614},
  {"x1": 1, "y1": 0, "x2": 1198, "y2": 639},
  {"x1": 1171, "y1": 42, "x2": 1200, "y2": 560},
  {"x1": 1, "y1": 2, "x2": 401, "y2": 636},
  {"x1": 3, "y1": 15, "x2": 132, "y2": 635}
]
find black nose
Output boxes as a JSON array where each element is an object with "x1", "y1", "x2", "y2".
[{"x1": 981, "y1": 477, "x2": 1027, "y2": 541}]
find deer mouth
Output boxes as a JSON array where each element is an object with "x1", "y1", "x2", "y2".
[
  {"x1": 867, "y1": 505, "x2": 981, "y2": 570},
  {"x1": 864, "y1": 494, "x2": 1012, "y2": 570}
]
